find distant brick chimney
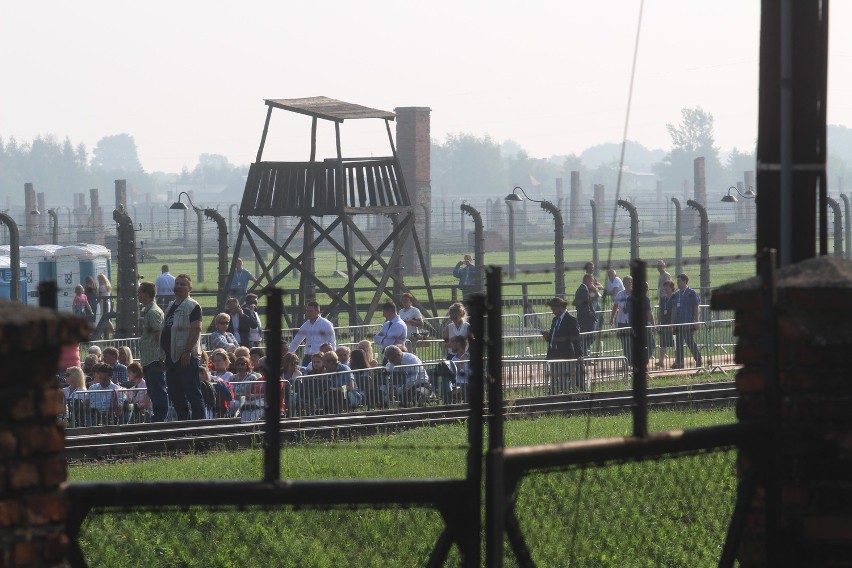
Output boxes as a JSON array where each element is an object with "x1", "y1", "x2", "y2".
[{"x1": 395, "y1": 107, "x2": 431, "y2": 277}]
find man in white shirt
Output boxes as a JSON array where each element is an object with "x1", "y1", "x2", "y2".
[
  {"x1": 384, "y1": 345, "x2": 431, "y2": 406},
  {"x1": 288, "y1": 301, "x2": 336, "y2": 365},
  {"x1": 155, "y1": 265, "x2": 176, "y2": 308},
  {"x1": 604, "y1": 269, "x2": 625, "y2": 305},
  {"x1": 374, "y1": 301, "x2": 407, "y2": 351}
]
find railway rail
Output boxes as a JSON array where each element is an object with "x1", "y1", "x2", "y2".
[{"x1": 65, "y1": 381, "x2": 737, "y2": 462}]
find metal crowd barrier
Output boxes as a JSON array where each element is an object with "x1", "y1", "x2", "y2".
[
  {"x1": 63, "y1": 387, "x2": 149, "y2": 428},
  {"x1": 501, "y1": 357, "x2": 630, "y2": 398}
]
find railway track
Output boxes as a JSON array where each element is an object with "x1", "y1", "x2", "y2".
[{"x1": 64, "y1": 381, "x2": 737, "y2": 461}]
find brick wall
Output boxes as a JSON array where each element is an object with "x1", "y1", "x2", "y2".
[
  {"x1": 0, "y1": 300, "x2": 87, "y2": 566},
  {"x1": 712, "y1": 256, "x2": 852, "y2": 566}
]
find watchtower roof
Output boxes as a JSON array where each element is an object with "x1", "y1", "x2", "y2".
[{"x1": 265, "y1": 96, "x2": 396, "y2": 122}]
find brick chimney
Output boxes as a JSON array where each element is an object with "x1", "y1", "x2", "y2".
[
  {"x1": 394, "y1": 107, "x2": 431, "y2": 277},
  {"x1": 0, "y1": 300, "x2": 88, "y2": 565},
  {"x1": 712, "y1": 256, "x2": 852, "y2": 565}
]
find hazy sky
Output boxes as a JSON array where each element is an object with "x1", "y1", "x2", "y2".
[{"x1": 3, "y1": 1, "x2": 851, "y2": 174}]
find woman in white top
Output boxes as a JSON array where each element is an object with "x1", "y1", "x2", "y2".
[
  {"x1": 442, "y1": 302, "x2": 470, "y2": 358},
  {"x1": 398, "y1": 293, "x2": 424, "y2": 338},
  {"x1": 63, "y1": 366, "x2": 88, "y2": 400}
]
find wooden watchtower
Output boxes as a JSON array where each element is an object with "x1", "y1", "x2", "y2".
[{"x1": 228, "y1": 97, "x2": 436, "y2": 326}]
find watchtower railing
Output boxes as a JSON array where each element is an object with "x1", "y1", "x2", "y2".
[{"x1": 240, "y1": 157, "x2": 410, "y2": 217}]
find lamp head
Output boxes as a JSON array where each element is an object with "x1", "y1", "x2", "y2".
[
  {"x1": 30, "y1": 209, "x2": 40, "y2": 215},
  {"x1": 504, "y1": 191, "x2": 523, "y2": 202},
  {"x1": 505, "y1": 186, "x2": 539, "y2": 203},
  {"x1": 169, "y1": 201, "x2": 188, "y2": 210}
]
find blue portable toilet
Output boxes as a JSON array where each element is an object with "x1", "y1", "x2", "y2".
[
  {"x1": 0, "y1": 245, "x2": 62, "y2": 306},
  {"x1": 0, "y1": 256, "x2": 28, "y2": 302},
  {"x1": 55, "y1": 244, "x2": 112, "y2": 313}
]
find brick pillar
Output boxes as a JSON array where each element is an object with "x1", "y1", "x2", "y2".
[
  {"x1": 712, "y1": 256, "x2": 852, "y2": 566},
  {"x1": 114, "y1": 179, "x2": 127, "y2": 211},
  {"x1": 89, "y1": 188, "x2": 103, "y2": 245},
  {"x1": 0, "y1": 301, "x2": 88, "y2": 566},
  {"x1": 569, "y1": 170, "x2": 581, "y2": 238},
  {"x1": 395, "y1": 107, "x2": 431, "y2": 277}
]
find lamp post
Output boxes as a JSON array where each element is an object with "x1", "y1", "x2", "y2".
[
  {"x1": 590, "y1": 199, "x2": 599, "y2": 275},
  {"x1": 506, "y1": 199, "x2": 516, "y2": 279},
  {"x1": 671, "y1": 197, "x2": 683, "y2": 276},
  {"x1": 506, "y1": 186, "x2": 565, "y2": 296},
  {"x1": 0, "y1": 212, "x2": 21, "y2": 301},
  {"x1": 170, "y1": 192, "x2": 205, "y2": 283}
]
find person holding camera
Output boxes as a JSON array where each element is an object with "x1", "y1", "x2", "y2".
[{"x1": 453, "y1": 254, "x2": 477, "y2": 300}]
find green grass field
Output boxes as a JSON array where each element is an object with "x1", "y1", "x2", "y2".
[
  {"x1": 71, "y1": 408, "x2": 737, "y2": 567},
  {"x1": 134, "y1": 233, "x2": 757, "y2": 330}
]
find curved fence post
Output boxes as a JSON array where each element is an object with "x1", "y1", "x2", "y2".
[
  {"x1": 686, "y1": 199, "x2": 711, "y2": 303},
  {"x1": 460, "y1": 203, "x2": 484, "y2": 295},
  {"x1": 617, "y1": 199, "x2": 640, "y2": 260},
  {"x1": 113, "y1": 207, "x2": 139, "y2": 338},
  {"x1": 0, "y1": 213, "x2": 21, "y2": 301},
  {"x1": 205, "y1": 207, "x2": 229, "y2": 311},
  {"x1": 827, "y1": 196, "x2": 843, "y2": 257},
  {"x1": 839, "y1": 193, "x2": 852, "y2": 259},
  {"x1": 539, "y1": 201, "x2": 565, "y2": 297}
]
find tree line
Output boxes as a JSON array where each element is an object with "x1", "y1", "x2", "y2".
[
  {"x1": 6, "y1": 107, "x2": 852, "y2": 206},
  {"x1": 0, "y1": 133, "x2": 247, "y2": 205}
]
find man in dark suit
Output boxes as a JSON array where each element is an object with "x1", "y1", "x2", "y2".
[
  {"x1": 225, "y1": 297, "x2": 258, "y2": 348},
  {"x1": 573, "y1": 273, "x2": 597, "y2": 356},
  {"x1": 541, "y1": 297, "x2": 584, "y2": 393}
]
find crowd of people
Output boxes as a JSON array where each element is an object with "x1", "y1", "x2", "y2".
[
  {"x1": 59, "y1": 252, "x2": 704, "y2": 426},
  {"x1": 570, "y1": 259, "x2": 703, "y2": 370},
  {"x1": 60, "y1": 268, "x2": 474, "y2": 426}
]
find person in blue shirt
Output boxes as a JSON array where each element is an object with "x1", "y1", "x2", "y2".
[
  {"x1": 453, "y1": 254, "x2": 477, "y2": 300},
  {"x1": 228, "y1": 257, "x2": 256, "y2": 301},
  {"x1": 672, "y1": 273, "x2": 703, "y2": 369}
]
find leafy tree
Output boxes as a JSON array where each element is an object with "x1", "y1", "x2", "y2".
[
  {"x1": 654, "y1": 107, "x2": 724, "y2": 194},
  {"x1": 431, "y1": 133, "x2": 507, "y2": 196},
  {"x1": 91, "y1": 133, "x2": 144, "y2": 172},
  {"x1": 724, "y1": 147, "x2": 755, "y2": 187}
]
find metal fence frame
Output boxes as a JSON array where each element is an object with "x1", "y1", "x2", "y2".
[{"x1": 65, "y1": 265, "x2": 759, "y2": 567}]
